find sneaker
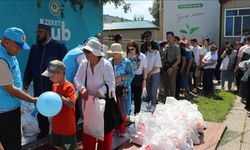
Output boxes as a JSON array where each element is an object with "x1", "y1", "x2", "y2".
[{"x1": 192, "y1": 88, "x2": 198, "y2": 94}]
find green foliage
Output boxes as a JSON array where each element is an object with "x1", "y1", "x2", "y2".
[
  {"x1": 36, "y1": 0, "x2": 130, "y2": 18},
  {"x1": 195, "y1": 90, "x2": 235, "y2": 122},
  {"x1": 149, "y1": 0, "x2": 159, "y2": 26},
  {"x1": 133, "y1": 15, "x2": 144, "y2": 21}
]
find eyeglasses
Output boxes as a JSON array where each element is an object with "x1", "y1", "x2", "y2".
[
  {"x1": 146, "y1": 45, "x2": 151, "y2": 47},
  {"x1": 84, "y1": 50, "x2": 92, "y2": 54},
  {"x1": 128, "y1": 48, "x2": 135, "y2": 51},
  {"x1": 211, "y1": 49, "x2": 216, "y2": 51}
]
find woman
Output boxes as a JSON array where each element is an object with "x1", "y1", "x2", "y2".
[
  {"x1": 74, "y1": 39, "x2": 115, "y2": 150},
  {"x1": 126, "y1": 40, "x2": 147, "y2": 115},
  {"x1": 107, "y1": 43, "x2": 135, "y2": 137},
  {"x1": 220, "y1": 44, "x2": 237, "y2": 91},
  {"x1": 201, "y1": 44, "x2": 218, "y2": 96},
  {"x1": 202, "y1": 38, "x2": 211, "y2": 55},
  {"x1": 145, "y1": 41, "x2": 162, "y2": 111},
  {"x1": 179, "y1": 40, "x2": 193, "y2": 98}
]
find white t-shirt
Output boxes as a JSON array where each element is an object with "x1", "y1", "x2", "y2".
[
  {"x1": 0, "y1": 59, "x2": 12, "y2": 85},
  {"x1": 192, "y1": 45, "x2": 203, "y2": 65},
  {"x1": 146, "y1": 50, "x2": 162, "y2": 74},
  {"x1": 238, "y1": 44, "x2": 248, "y2": 58},
  {"x1": 203, "y1": 51, "x2": 218, "y2": 69},
  {"x1": 128, "y1": 53, "x2": 147, "y2": 75}
]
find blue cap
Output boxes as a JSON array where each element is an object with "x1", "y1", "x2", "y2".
[
  {"x1": 38, "y1": 24, "x2": 51, "y2": 31},
  {"x1": 3, "y1": 27, "x2": 30, "y2": 50}
]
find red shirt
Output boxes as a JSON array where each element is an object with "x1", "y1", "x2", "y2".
[{"x1": 52, "y1": 81, "x2": 77, "y2": 136}]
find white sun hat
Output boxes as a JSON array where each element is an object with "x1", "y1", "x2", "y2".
[{"x1": 81, "y1": 39, "x2": 104, "y2": 56}]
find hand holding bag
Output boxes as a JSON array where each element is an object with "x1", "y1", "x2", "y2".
[
  {"x1": 220, "y1": 56, "x2": 229, "y2": 70},
  {"x1": 83, "y1": 95, "x2": 106, "y2": 141},
  {"x1": 104, "y1": 84, "x2": 123, "y2": 135}
]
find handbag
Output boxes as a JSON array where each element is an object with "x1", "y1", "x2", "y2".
[
  {"x1": 220, "y1": 56, "x2": 229, "y2": 70},
  {"x1": 83, "y1": 96, "x2": 106, "y2": 141},
  {"x1": 103, "y1": 84, "x2": 123, "y2": 135}
]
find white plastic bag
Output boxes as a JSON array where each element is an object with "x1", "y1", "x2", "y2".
[
  {"x1": 83, "y1": 96, "x2": 106, "y2": 141},
  {"x1": 21, "y1": 114, "x2": 39, "y2": 137},
  {"x1": 141, "y1": 87, "x2": 147, "y2": 99},
  {"x1": 220, "y1": 56, "x2": 229, "y2": 70}
]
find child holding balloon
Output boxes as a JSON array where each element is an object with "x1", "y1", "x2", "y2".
[{"x1": 41, "y1": 60, "x2": 77, "y2": 150}]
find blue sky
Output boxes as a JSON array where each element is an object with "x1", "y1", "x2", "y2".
[{"x1": 103, "y1": 0, "x2": 154, "y2": 21}]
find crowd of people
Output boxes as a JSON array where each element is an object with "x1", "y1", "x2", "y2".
[{"x1": 1, "y1": 24, "x2": 250, "y2": 150}]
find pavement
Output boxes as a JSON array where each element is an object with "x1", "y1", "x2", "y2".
[{"x1": 217, "y1": 95, "x2": 250, "y2": 150}]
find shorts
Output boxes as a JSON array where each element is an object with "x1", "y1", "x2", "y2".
[
  {"x1": 194, "y1": 68, "x2": 201, "y2": 77},
  {"x1": 52, "y1": 133, "x2": 76, "y2": 150}
]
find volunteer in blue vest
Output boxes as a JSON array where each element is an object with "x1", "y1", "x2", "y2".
[
  {"x1": 23, "y1": 24, "x2": 67, "y2": 139},
  {"x1": 0, "y1": 27, "x2": 36, "y2": 150}
]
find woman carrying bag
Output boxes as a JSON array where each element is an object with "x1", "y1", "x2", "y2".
[
  {"x1": 107, "y1": 43, "x2": 135, "y2": 137},
  {"x1": 74, "y1": 39, "x2": 115, "y2": 150},
  {"x1": 220, "y1": 44, "x2": 237, "y2": 91}
]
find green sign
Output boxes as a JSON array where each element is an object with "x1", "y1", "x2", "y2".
[{"x1": 178, "y1": 3, "x2": 203, "y2": 9}]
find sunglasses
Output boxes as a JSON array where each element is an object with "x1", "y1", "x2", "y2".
[
  {"x1": 128, "y1": 48, "x2": 135, "y2": 51},
  {"x1": 84, "y1": 50, "x2": 92, "y2": 54}
]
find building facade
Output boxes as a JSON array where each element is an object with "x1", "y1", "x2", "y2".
[{"x1": 220, "y1": 0, "x2": 250, "y2": 44}]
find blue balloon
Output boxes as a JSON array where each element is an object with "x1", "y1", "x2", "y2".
[{"x1": 37, "y1": 91, "x2": 62, "y2": 117}]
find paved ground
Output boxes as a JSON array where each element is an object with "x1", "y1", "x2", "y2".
[{"x1": 217, "y1": 96, "x2": 250, "y2": 150}]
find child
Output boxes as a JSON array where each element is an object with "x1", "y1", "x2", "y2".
[{"x1": 42, "y1": 60, "x2": 77, "y2": 150}]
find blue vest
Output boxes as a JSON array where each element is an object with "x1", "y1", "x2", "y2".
[
  {"x1": 0, "y1": 45, "x2": 22, "y2": 113},
  {"x1": 62, "y1": 45, "x2": 84, "y2": 85}
]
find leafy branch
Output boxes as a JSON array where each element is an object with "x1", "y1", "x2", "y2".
[{"x1": 36, "y1": 0, "x2": 131, "y2": 18}]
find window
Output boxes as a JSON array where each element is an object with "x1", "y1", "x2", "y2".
[{"x1": 224, "y1": 8, "x2": 250, "y2": 37}]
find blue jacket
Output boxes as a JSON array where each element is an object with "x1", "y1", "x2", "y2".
[
  {"x1": 0, "y1": 45, "x2": 22, "y2": 112},
  {"x1": 62, "y1": 45, "x2": 84, "y2": 85},
  {"x1": 23, "y1": 39, "x2": 67, "y2": 96}
]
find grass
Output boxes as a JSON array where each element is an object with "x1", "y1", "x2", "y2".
[{"x1": 195, "y1": 90, "x2": 236, "y2": 122}]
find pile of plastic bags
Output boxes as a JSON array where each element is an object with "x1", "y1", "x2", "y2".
[
  {"x1": 133, "y1": 97, "x2": 206, "y2": 150},
  {"x1": 21, "y1": 101, "x2": 39, "y2": 137}
]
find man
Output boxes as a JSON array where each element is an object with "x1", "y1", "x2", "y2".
[
  {"x1": 23, "y1": 24, "x2": 67, "y2": 139},
  {"x1": 163, "y1": 31, "x2": 180, "y2": 97},
  {"x1": 140, "y1": 30, "x2": 159, "y2": 54},
  {"x1": 191, "y1": 39, "x2": 203, "y2": 92},
  {"x1": 0, "y1": 27, "x2": 36, "y2": 150}
]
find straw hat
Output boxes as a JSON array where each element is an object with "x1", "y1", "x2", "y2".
[{"x1": 107, "y1": 43, "x2": 124, "y2": 55}]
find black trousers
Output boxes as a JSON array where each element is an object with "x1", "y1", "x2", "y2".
[
  {"x1": 37, "y1": 113, "x2": 49, "y2": 135},
  {"x1": 131, "y1": 75, "x2": 143, "y2": 114},
  {"x1": 0, "y1": 108, "x2": 21, "y2": 150},
  {"x1": 245, "y1": 77, "x2": 250, "y2": 111},
  {"x1": 175, "y1": 70, "x2": 181, "y2": 99},
  {"x1": 75, "y1": 94, "x2": 82, "y2": 124}
]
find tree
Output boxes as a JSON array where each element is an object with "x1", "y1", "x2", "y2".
[
  {"x1": 149, "y1": 0, "x2": 159, "y2": 26},
  {"x1": 133, "y1": 15, "x2": 144, "y2": 21},
  {"x1": 36, "y1": 0, "x2": 131, "y2": 18}
]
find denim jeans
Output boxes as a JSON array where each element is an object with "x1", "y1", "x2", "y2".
[{"x1": 147, "y1": 72, "x2": 160, "y2": 106}]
